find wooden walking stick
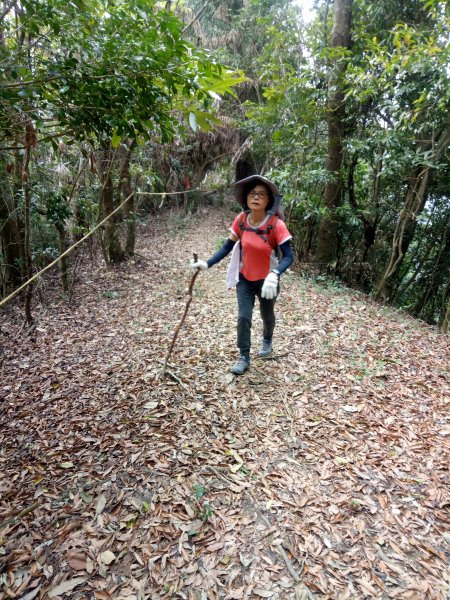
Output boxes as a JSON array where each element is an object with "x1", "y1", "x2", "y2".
[{"x1": 161, "y1": 252, "x2": 200, "y2": 376}]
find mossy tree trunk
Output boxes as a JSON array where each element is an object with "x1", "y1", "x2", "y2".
[
  {"x1": 117, "y1": 144, "x2": 135, "y2": 257},
  {"x1": 98, "y1": 146, "x2": 125, "y2": 264}
]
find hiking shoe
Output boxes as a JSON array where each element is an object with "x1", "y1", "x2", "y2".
[
  {"x1": 231, "y1": 356, "x2": 250, "y2": 375},
  {"x1": 258, "y1": 339, "x2": 273, "y2": 357}
]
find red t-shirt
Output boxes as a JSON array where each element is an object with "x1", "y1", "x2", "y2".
[{"x1": 231, "y1": 213, "x2": 292, "y2": 281}]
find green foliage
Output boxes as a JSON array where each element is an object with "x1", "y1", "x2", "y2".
[
  {"x1": 394, "y1": 193, "x2": 450, "y2": 321},
  {"x1": 200, "y1": 502, "x2": 213, "y2": 522},
  {"x1": 0, "y1": 0, "x2": 246, "y2": 301},
  {"x1": 73, "y1": 194, "x2": 99, "y2": 236},
  {"x1": 46, "y1": 192, "x2": 72, "y2": 225},
  {"x1": 0, "y1": 0, "x2": 245, "y2": 149},
  {"x1": 1, "y1": 0, "x2": 448, "y2": 329},
  {"x1": 193, "y1": 484, "x2": 206, "y2": 500},
  {"x1": 102, "y1": 290, "x2": 123, "y2": 299},
  {"x1": 228, "y1": 0, "x2": 450, "y2": 326}
]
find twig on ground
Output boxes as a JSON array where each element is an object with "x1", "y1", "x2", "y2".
[
  {"x1": 24, "y1": 321, "x2": 37, "y2": 336},
  {"x1": 255, "y1": 525, "x2": 278, "y2": 543},
  {"x1": 208, "y1": 466, "x2": 239, "y2": 485},
  {"x1": 0, "y1": 502, "x2": 40, "y2": 527},
  {"x1": 164, "y1": 369, "x2": 189, "y2": 390},
  {"x1": 156, "y1": 358, "x2": 176, "y2": 370},
  {"x1": 243, "y1": 492, "x2": 303, "y2": 582},
  {"x1": 279, "y1": 544, "x2": 302, "y2": 582}
]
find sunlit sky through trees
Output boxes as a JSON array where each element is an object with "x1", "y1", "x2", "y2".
[{"x1": 294, "y1": 0, "x2": 316, "y2": 23}]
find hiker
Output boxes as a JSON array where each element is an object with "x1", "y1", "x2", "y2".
[{"x1": 191, "y1": 175, "x2": 293, "y2": 374}]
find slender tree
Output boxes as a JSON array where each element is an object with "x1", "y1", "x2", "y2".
[
  {"x1": 376, "y1": 124, "x2": 450, "y2": 299},
  {"x1": 314, "y1": 0, "x2": 352, "y2": 270}
]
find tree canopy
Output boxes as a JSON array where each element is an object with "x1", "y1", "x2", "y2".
[{"x1": 0, "y1": 0, "x2": 245, "y2": 148}]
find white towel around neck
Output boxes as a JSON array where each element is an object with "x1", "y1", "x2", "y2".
[{"x1": 226, "y1": 241, "x2": 240, "y2": 289}]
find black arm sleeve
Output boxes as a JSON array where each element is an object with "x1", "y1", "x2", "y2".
[
  {"x1": 206, "y1": 238, "x2": 236, "y2": 268},
  {"x1": 274, "y1": 240, "x2": 293, "y2": 275}
]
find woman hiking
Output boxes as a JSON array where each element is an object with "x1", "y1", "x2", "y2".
[{"x1": 191, "y1": 175, "x2": 293, "y2": 374}]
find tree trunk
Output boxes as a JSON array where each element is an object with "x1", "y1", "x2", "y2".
[
  {"x1": 409, "y1": 233, "x2": 450, "y2": 320},
  {"x1": 441, "y1": 297, "x2": 450, "y2": 333},
  {"x1": 99, "y1": 146, "x2": 125, "y2": 264},
  {"x1": 0, "y1": 142, "x2": 28, "y2": 290},
  {"x1": 71, "y1": 156, "x2": 89, "y2": 242},
  {"x1": 351, "y1": 154, "x2": 382, "y2": 263},
  {"x1": 298, "y1": 218, "x2": 315, "y2": 260},
  {"x1": 314, "y1": 0, "x2": 352, "y2": 270},
  {"x1": 23, "y1": 123, "x2": 33, "y2": 323},
  {"x1": 0, "y1": 185, "x2": 24, "y2": 291},
  {"x1": 54, "y1": 222, "x2": 69, "y2": 293},
  {"x1": 124, "y1": 189, "x2": 135, "y2": 257},
  {"x1": 117, "y1": 145, "x2": 135, "y2": 257},
  {"x1": 103, "y1": 171, "x2": 125, "y2": 263},
  {"x1": 236, "y1": 156, "x2": 256, "y2": 181},
  {"x1": 376, "y1": 126, "x2": 450, "y2": 300}
]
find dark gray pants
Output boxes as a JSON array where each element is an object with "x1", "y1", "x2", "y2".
[{"x1": 236, "y1": 274, "x2": 278, "y2": 359}]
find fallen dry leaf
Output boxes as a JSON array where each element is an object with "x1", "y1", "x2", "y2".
[
  {"x1": 100, "y1": 550, "x2": 116, "y2": 565},
  {"x1": 1, "y1": 207, "x2": 449, "y2": 599},
  {"x1": 66, "y1": 551, "x2": 87, "y2": 571},
  {"x1": 47, "y1": 577, "x2": 87, "y2": 597}
]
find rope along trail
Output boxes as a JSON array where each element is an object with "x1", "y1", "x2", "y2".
[{"x1": 0, "y1": 187, "x2": 214, "y2": 309}]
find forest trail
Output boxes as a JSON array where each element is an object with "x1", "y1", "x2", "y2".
[{"x1": 1, "y1": 205, "x2": 449, "y2": 600}]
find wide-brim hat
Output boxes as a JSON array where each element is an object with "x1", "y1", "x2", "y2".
[{"x1": 234, "y1": 175, "x2": 281, "y2": 209}]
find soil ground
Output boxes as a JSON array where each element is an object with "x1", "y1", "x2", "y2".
[{"x1": 1, "y1": 205, "x2": 449, "y2": 599}]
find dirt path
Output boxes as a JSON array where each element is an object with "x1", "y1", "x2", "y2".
[{"x1": 1, "y1": 206, "x2": 449, "y2": 599}]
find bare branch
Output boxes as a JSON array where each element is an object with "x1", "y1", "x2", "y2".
[
  {"x1": 182, "y1": 0, "x2": 210, "y2": 34},
  {"x1": 0, "y1": 0, "x2": 18, "y2": 24}
]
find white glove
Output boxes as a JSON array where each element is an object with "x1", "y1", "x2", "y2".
[
  {"x1": 190, "y1": 259, "x2": 208, "y2": 273},
  {"x1": 261, "y1": 272, "x2": 279, "y2": 300}
]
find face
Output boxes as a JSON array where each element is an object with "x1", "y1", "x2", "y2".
[{"x1": 247, "y1": 184, "x2": 271, "y2": 211}]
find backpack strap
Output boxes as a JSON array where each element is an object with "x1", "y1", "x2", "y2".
[
  {"x1": 237, "y1": 211, "x2": 247, "y2": 236},
  {"x1": 237, "y1": 213, "x2": 279, "y2": 249},
  {"x1": 264, "y1": 214, "x2": 280, "y2": 250}
]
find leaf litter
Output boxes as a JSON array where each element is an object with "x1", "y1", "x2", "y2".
[{"x1": 0, "y1": 206, "x2": 449, "y2": 599}]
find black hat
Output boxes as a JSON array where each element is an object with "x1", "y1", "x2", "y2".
[{"x1": 234, "y1": 175, "x2": 281, "y2": 209}]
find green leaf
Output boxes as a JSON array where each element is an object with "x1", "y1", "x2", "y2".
[
  {"x1": 189, "y1": 112, "x2": 197, "y2": 132},
  {"x1": 193, "y1": 484, "x2": 206, "y2": 500},
  {"x1": 111, "y1": 130, "x2": 121, "y2": 148}
]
